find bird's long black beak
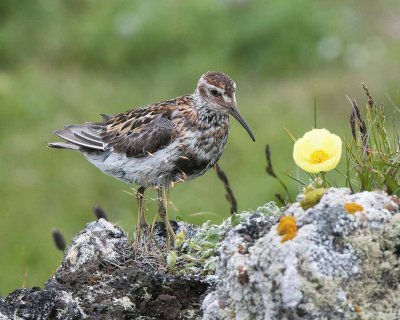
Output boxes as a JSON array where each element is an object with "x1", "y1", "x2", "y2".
[{"x1": 229, "y1": 103, "x2": 255, "y2": 142}]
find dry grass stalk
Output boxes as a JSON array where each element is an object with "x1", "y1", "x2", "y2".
[
  {"x1": 214, "y1": 163, "x2": 238, "y2": 215},
  {"x1": 265, "y1": 144, "x2": 292, "y2": 204}
]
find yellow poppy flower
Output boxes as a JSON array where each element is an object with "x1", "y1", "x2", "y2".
[{"x1": 293, "y1": 129, "x2": 342, "y2": 173}]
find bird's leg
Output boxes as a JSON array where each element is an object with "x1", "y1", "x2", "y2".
[
  {"x1": 136, "y1": 186, "x2": 148, "y2": 236},
  {"x1": 157, "y1": 187, "x2": 176, "y2": 240}
]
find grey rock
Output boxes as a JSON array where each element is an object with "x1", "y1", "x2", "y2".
[
  {"x1": 202, "y1": 188, "x2": 400, "y2": 320},
  {"x1": 0, "y1": 219, "x2": 209, "y2": 319}
]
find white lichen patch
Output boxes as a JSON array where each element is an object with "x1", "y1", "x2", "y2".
[
  {"x1": 141, "y1": 287, "x2": 152, "y2": 301},
  {"x1": 84, "y1": 275, "x2": 116, "y2": 305},
  {"x1": 62, "y1": 219, "x2": 127, "y2": 274},
  {"x1": 281, "y1": 252, "x2": 302, "y2": 308},
  {"x1": 0, "y1": 312, "x2": 10, "y2": 320},
  {"x1": 113, "y1": 296, "x2": 135, "y2": 311},
  {"x1": 203, "y1": 188, "x2": 400, "y2": 320},
  {"x1": 56, "y1": 291, "x2": 87, "y2": 319}
]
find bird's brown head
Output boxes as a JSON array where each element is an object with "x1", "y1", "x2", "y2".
[{"x1": 196, "y1": 71, "x2": 255, "y2": 141}]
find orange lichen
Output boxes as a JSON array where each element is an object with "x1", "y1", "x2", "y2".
[
  {"x1": 277, "y1": 216, "x2": 298, "y2": 242},
  {"x1": 354, "y1": 304, "x2": 362, "y2": 313},
  {"x1": 344, "y1": 202, "x2": 364, "y2": 214}
]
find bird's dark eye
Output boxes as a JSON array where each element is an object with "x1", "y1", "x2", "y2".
[{"x1": 210, "y1": 89, "x2": 221, "y2": 97}]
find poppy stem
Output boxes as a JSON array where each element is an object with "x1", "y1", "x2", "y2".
[{"x1": 320, "y1": 172, "x2": 327, "y2": 188}]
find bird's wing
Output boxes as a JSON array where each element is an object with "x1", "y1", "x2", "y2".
[{"x1": 100, "y1": 103, "x2": 178, "y2": 157}]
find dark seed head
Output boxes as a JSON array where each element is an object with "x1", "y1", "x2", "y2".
[
  {"x1": 52, "y1": 229, "x2": 66, "y2": 251},
  {"x1": 93, "y1": 206, "x2": 108, "y2": 221}
]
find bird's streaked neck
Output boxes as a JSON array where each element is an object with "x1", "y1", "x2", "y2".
[{"x1": 193, "y1": 89, "x2": 228, "y2": 124}]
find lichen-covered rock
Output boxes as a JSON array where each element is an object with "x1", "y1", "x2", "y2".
[
  {"x1": 58, "y1": 218, "x2": 128, "y2": 277},
  {"x1": 1, "y1": 189, "x2": 399, "y2": 319},
  {"x1": 0, "y1": 219, "x2": 210, "y2": 320},
  {"x1": 0, "y1": 284, "x2": 86, "y2": 320},
  {"x1": 202, "y1": 188, "x2": 400, "y2": 320}
]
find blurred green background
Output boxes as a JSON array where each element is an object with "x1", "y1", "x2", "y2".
[{"x1": 0, "y1": 0, "x2": 399, "y2": 295}]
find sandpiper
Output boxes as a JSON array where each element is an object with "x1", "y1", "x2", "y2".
[{"x1": 49, "y1": 71, "x2": 255, "y2": 238}]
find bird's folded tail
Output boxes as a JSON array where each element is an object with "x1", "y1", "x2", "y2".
[
  {"x1": 48, "y1": 142, "x2": 81, "y2": 150},
  {"x1": 48, "y1": 123, "x2": 105, "y2": 151}
]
